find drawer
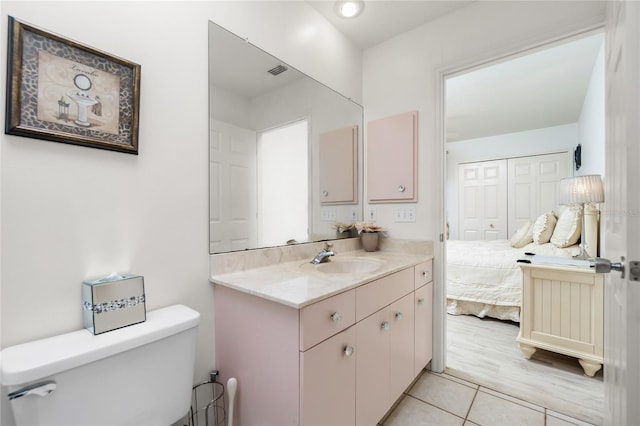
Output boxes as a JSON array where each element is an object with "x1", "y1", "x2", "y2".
[
  {"x1": 300, "y1": 289, "x2": 355, "y2": 351},
  {"x1": 414, "y1": 260, "x2": 433, "y2": 289},
  {"x1": 356, "y1": 268, "x2": 414, "y2": 322}
]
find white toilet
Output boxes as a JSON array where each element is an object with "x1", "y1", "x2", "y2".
[{"x1": 1, "y1": 304, "x2": 200, "y2": 426}]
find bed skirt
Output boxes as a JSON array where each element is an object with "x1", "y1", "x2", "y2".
[{"x1": 447, "y1": 298, "x2": 520, "y2": 322}]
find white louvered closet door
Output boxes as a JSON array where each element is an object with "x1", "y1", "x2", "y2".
[
  {"x1": 458, "y1": 160, "x2": 508, "y2": 240},
  {"x1": 507, "y1": 152, "x2": 571, "y2": 237}
]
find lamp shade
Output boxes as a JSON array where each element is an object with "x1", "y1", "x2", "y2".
[{"x1": 560, "y1": 174, "x2": 604, "y2": 205}]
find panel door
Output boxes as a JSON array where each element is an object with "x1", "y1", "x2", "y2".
[
  {"x1": 301, "y1": 327, "x2": 356, "y2": 426},
  {"x1": 210, "y1": 119, "x2": 257, "y2": 253},
  {"x1": 507, "y1": 152, "x2": 571, "y2": 236},
  {"x1": 603, "y1": 1, "x2": 640, "y2": 423},
  {"x1": 458, "y1": 160, "x2": 507, "y2": 240},
  {"x1": 355, "y1": 308, "x2": 390, "y2": 426},
  {"x1": 414, "y1": 283, "x2": 433, "y2": 376},
  {"x1": 389, "y1": 293, "x2": 415, "y2": 399},
  {"x1": 367, "y1": 111, "x2": 417, "y2": 202},
  {"x1": 319, "y1": 126, "x2": 358, "y2": 204}
]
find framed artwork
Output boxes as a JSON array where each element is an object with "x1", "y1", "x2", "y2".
[{"x1": 5, "y1": 16, "x2": 141, "y2": 154}]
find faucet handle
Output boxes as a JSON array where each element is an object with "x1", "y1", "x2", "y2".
[{"x1": 324, "y1": 241, "x2": 334, "y2": 250}]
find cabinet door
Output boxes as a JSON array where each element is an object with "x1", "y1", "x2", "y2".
[
  {"x1": 415, "y1": 283, "x2": 433, "y2": 376},
  {"x1": 355, "y1": 308, "x2": 390, "y2": 426},
  {"x1": 389, "y1": 293, "x2": 415, "y2": 399},
  {"x1": 319, "y1": 126, "x2": 358, "y2": 205},
  {"x1": 367, "y1": 111, "x2": 417, "y2": 202},
  {"x1": 301, "y1": 327, "x2": 356, "y2": 426}
]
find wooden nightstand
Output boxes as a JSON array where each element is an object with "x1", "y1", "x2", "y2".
[{"x1": 517, "y1": 263, "x2": 604, "y2": 377}]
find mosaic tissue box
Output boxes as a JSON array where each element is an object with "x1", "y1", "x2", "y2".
[{"x1": 82, "y1": 273, "x2": 146, "y2": 335}]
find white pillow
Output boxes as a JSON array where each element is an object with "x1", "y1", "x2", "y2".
[
  {"x1": 510, "y1": 221, "x2": 533, "y2": 248},
  {"x1": 532, "y1": 211, "x2": 557, "y2": 244},
  {"x1": 551, "y1": 206, "x2": 582, "y2": 248}
]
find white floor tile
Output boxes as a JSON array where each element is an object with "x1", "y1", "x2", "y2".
[
  {"x1": 466, "y1": 390, "x2": 545, "y2": 426},
  {"x1": 409, "y1": 372, "x2": 477, "y2": 418},
  {"x1": 383, "y1": 396, "x2": 465, "y2": 426}
]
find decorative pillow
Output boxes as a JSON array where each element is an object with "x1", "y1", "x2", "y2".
[
  {"x1": 532, "y1": 211, "x2": 557, "y2": 244},
  {"x1": 510, "y1": 221, "x2": 533, "y2": 248},
  {"x1": 551, "y1": 206, "x2": 582, "y2": 248}
]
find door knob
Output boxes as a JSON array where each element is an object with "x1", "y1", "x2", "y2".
[{"x1": 592, "y1": 256, "x2": 626, "y2": 278}]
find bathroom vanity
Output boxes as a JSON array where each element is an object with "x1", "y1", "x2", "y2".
[{"x1": 210, "y1": 239, "x2": 433, "y2": 425}]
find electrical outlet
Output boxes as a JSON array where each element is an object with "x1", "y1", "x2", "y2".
[
  {"x1": 407, "y1": 207, "x2": 416, "y2": 222},
  {"x1": 368, "y1": 208, "x2": 377, "y2": 221},
  {"x1": 394, "y1": 207, "x2": 416, "y2": 223},
  {"x1": 350, "y1": 209, "x2": 358, "y2": 221},
  {"x1": 321, "y1": 207, "x2": 337, "y2": 221}
]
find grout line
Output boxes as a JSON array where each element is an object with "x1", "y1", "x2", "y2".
[
  {"x1": 464, "y1": 388, "x2": 480, "y2": 421},
  {"x1": 403, "y1": 394, "x2": 466, "y2": 423}
]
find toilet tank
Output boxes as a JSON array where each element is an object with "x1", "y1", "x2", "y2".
[{"x1": 1, "y1": 304, "x2": 200, "y2": 426}]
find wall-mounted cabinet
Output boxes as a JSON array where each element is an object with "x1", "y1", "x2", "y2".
[
  {"x1": 367, "y1": 111, "x2": 418, "y2": 203},
  {"x1": 319, "y1": 125, "x2": 358, "y2": 205}
]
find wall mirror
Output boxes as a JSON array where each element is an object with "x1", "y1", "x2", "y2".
[{"x1": 209, "y1": 21, "x2": 363, "y2": 254}]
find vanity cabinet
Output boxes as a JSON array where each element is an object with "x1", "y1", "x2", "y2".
[
  {"x1": 367, "y1": 111, "x2": 417, "y2": 202},
  {"x1": 214, "y1": 259, "x2": 433, "y2": 426}
]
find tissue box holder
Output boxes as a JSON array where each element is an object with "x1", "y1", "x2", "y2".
[{"x1": 82, "y1": 273, "x2": 146, "y2": 335}]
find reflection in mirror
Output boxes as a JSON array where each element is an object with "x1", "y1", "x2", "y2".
[{"x1": 209, "y1": 21, "x2": 363, "y2": 254}]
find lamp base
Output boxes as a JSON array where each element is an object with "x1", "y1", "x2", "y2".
[{"x1": 573, "y1": 244, "x2": 592, "y2": 260}]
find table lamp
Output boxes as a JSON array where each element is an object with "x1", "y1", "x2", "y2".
[{"x1": 560, "y1": 174, "x2": 604, "y2": 259}]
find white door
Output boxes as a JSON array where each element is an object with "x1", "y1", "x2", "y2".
[
  {"x1": 603, "y1": 1, "x2": 640, "y2": 424},
  {"x1": 210, "y1": 119, "x2": 257, "y2": 253},
  {"x1": 507, "y1": 152, "x2": 571, "y2": 236},
  {"x1": 458, "y1": 160, "x2": 507, "y2": 240}
]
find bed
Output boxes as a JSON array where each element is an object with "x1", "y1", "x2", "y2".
[{"x1": 446, "y1": 205, "x2": 599, "y2": 322}]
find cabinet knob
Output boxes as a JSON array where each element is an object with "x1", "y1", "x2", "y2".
[
  {"x1": 381, "y1": 321, "x2": 390, "y2": 331},
  {"x1": 398, "y1": 185, "x2": 406, "y2": 192},
  {"x1": 418, "y1": 298, "x2": 425, "y2": 305},
  {"x1": 343, "y1": 345, "x2": 354, "y2": 357},
  {"x1": 395, "y1": 312, "x2": 403, "y2": 320},
  {"x1": 422, "y1": 270, "x2": 430, "y2": 277},
  {"x1": 322, "y1": 190, "x2": 328, "y2": 197},
  {"x1": 330, "y1": 312, "x2": 342, "y2": 322}
]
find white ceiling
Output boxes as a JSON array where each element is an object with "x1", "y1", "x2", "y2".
[
  {"x1": 306, "y1": 1, "x2": 604, "y2": 143},
  {"x1": 446, "y1": 33, "x2": 604, "y2": 142},
  {"x1": 306, "y1": 0, "x2": 473, "y2": 50}
]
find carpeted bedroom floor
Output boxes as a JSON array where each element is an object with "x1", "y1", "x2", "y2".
[{"x1": 445, "y1": 313, "x2": 604, "y2": 425}]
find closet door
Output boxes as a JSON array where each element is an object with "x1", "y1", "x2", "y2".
[
  {"x1": 458, "y1": 160, "x2": 508, "y2": 240},
  {"x1": 507, "y1": 152, "x2": 571, "y2": 236}
]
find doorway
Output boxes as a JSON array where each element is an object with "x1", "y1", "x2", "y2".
[
  {"x1": 257, "y1": 119, "x2": 309, "y2": 247},
  {"x1": 441, "y1": 30, "x2": 605, "y2": 424}
]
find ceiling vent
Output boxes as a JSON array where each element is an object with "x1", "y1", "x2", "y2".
[{"x1": 267, "y1": 65, "x2": 288, "y2": 76}]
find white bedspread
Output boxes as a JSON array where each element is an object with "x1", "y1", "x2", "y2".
[{"x1": 446, "y1": 240, "x2": 581, "y2": 321}]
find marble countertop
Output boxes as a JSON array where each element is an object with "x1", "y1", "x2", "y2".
[{"x1": 210, "y1": 247, "x2": 432, "y2": 309}]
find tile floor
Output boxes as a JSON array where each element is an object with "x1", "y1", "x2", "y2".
[{"x1": 381, "y1": 371, "x2": 595, "y2": 426}]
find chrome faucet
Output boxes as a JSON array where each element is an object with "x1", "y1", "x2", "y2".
[{"x1": 311, "y1": 242, "x2": 336, "y2": 264}]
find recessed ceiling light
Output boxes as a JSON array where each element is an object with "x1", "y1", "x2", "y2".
[{"x1": 335, "y1": 1, "x2": 364, "y2": 19}]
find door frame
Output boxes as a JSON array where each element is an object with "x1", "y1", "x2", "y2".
[{"x1": 434, "y1": 25, "x2": 605, "y2": 373}]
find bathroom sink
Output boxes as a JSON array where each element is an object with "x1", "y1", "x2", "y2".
[{"x1": 314, "y1": 257, "x2": 384, "y2": 274}]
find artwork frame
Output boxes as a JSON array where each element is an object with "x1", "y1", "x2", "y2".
[{"x1": 5, "y1": 16, "x2": 141, "y2": 154}]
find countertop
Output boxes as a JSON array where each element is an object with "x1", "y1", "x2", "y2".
[{"x1": 210, "y1": 248, "x2": 432, "y2": 309}]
